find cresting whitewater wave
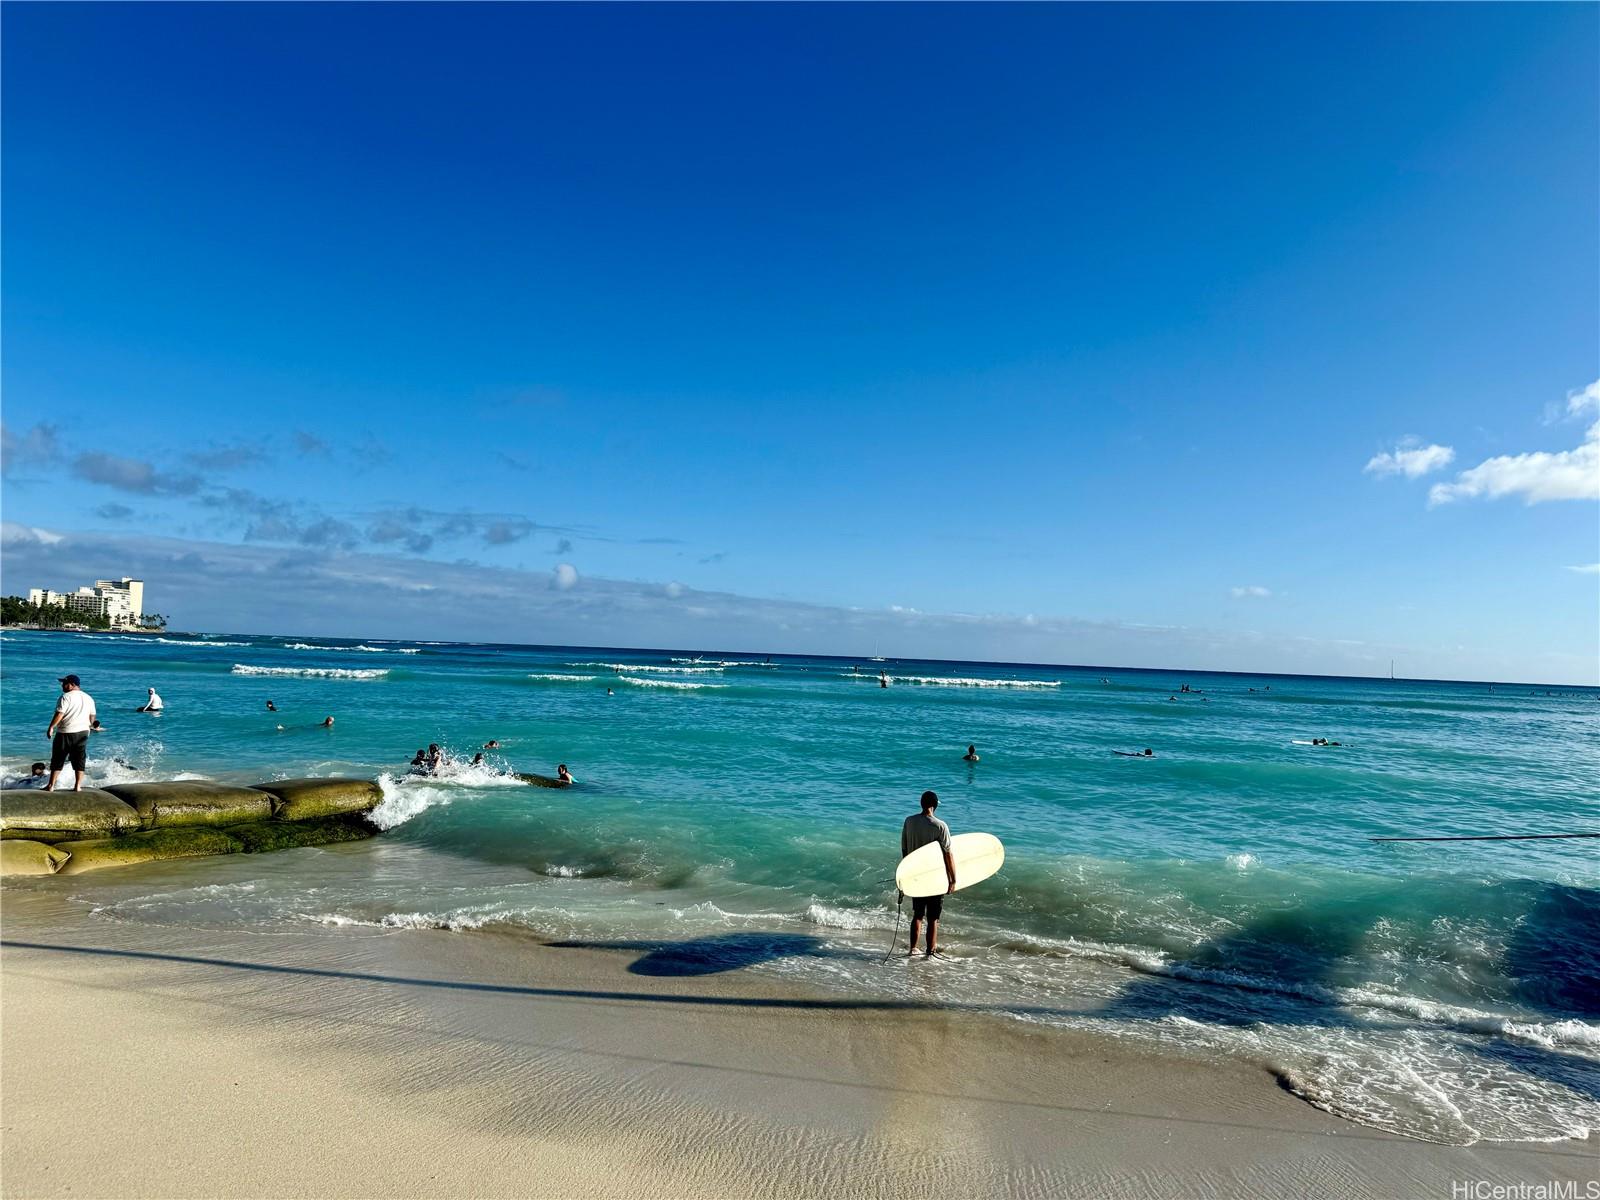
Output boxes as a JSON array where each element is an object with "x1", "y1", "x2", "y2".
[
  {"x1": 618, "y1": 677, "x2": 725, "y2": 690},
  {"x1": 285, "y1": 643, "x2": 421, "y2": 654},
  {"x1": 573, "y1": 662, "x2": 726, "y2": 674},
  {"x1": 844, "y1": 673, "x2": 1062, "y2": 688},
  {"x1": 231, "y1": 664, "x2": 391, "y2": 679}
]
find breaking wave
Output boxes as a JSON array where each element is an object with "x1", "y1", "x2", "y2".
[
  {"x1": 618, "y1": 677, "x2": 726, "y2": 690},
  {"x1": 231, "y1": 664, "x2": 391, "y2": 680},
  {"x1": 846, "y1": 673, "x2": 1061, "y2": 688}
]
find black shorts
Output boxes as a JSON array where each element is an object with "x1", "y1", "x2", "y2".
[
  {"x1": 911, "y1": 894, "x2": 944, "y2": 921},
  {"x1": 50, "y1": 730, "x2": 88, "y2": 774}
]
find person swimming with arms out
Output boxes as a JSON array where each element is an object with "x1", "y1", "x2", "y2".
[{"x1": 1113, "y1": 748, "x2": 1154, "y2": 757}]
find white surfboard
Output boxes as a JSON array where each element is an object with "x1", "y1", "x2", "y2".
[{"x1": 895, "y1": 832, "x2": 1005, "y2": 898}]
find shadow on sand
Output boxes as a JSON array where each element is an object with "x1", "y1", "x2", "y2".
[{"x1": 544, "y1": 932, "x2": 851, "y2": 977}]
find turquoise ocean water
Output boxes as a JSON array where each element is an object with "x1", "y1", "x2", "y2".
[{"x1": 2, "y1": 628, "x2": 1596, "y2": 1144}]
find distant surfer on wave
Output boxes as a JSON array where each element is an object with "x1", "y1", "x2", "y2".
[{"x1": 901, "y1": 791, "x2": 956, "y2": 957}]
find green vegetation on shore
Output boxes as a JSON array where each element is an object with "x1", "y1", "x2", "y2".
[{"x1": 0, "y1": 595, "x2": 169, "y2": 631}]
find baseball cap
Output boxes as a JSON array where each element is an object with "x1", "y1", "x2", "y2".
[{"x1": 59, "y1": 674, "x2": 81, "y2": 687}]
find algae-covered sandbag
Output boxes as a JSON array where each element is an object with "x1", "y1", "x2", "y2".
[
  {"x1": 0, "y1": 789, "x2": 142, "y2": 842},
  {"x1": 53, "y1": 827, "x2": 245, "y2": 875},
  {"x1": 0, "y1": 838, "x2": 72, "y2": 875},
  {"x1": 229, "y1": 814, "x2": 377, "y2": 853},
  {"x1": 102, "y1": 782, "x2": 274, "y2": 828},
  {"x1": 254, "y1": 777, "x2": 381, "y2": 821}
]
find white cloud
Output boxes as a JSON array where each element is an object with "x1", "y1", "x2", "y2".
[
  {"x1": 1566, "y1": 563, "x2": 1600, "y2": 575},
  {"x1": 552, "y1": 562, "x2": 579, "y2": 590},
  {"x1": 1365, "y1": 441, "x2": 1455, "y2": 479},
  {"x1": 1429, "y1": 381, "x2": 1600, "y2": 506},
  {"x1": 0, "y1": 522, "x2": 64, "y2": 546},
  {"x1": 1230, "y1": 585, "x2": 1271, "y2": 599}
]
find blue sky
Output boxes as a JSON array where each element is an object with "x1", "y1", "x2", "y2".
[{"x1": 3, "y1": 4, "x2": 1596, "y2": 682}]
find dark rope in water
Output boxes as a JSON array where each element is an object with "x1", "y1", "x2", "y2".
[
  {"x1": 1370, "y1": 832, "x2": 1599, "y2": 843},
  {"x1": 881, "y1": 891, "x2": 904, "y2": 964}
]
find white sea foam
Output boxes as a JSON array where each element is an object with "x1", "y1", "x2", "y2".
[
  {"x1": 672, "y1": 658, "x2": 778, "y2": 668},
  {"x1": 148, "y1": 637, "x2": 249, "y2": 647},
  {"x1": 803, "y1": 902, "x2": 897, "y2": 932},
  {"x1": 285, "y1": 642, "x2": 419, "y2": 654},
  {"x1": 574, "y1": 662, "x2": 725, "y2": 674},
  {"x1": 1226, "y1": 853, "x2": 1258, "y2": 871},
  {"x1": 844, "y1": 673, "x2": 1060, "y2": 688},
  {"x1": 232, "y1": 664, "x2": 390, "y2": 679},
  {"x1": 618, "y1": 677, "x2": 725, "y2": 690},
  {"x1": 526, "y1": 673, "x2": 601, "y2": 682},
  {"x1": 368, "y1": 773, "x2": 452, "y2": 828}
]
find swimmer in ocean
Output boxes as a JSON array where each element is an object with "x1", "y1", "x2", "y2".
[
  {"x1": 1114, "y1": 748, "x2": 1154, "y2": 757},
  {"x1": 266, "y1": 700, "x2": 277, "y2": 712},
  {"x1": 556, "y1": 763, "x2": 574, "y2": 785},
  {"x1": 963, "y1": 744, "x2": 980, "y2": 762}
]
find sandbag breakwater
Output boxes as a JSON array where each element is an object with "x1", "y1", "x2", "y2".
[{"x1": 0, "y1": 778, "x2": 381, "y2": 875}]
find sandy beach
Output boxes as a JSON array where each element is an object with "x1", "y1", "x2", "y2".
[{"x1": 2, "y1": 887, "x2": 1593, "y2": 1200}]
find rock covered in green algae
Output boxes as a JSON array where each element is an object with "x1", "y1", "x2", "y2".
[
  {"x1": 0, "y1": 789, "x2": 142, "y2": 842},
  {"x1": 228, "y1": 814, "x2": 375, "y2": 853},
  {"x1": 53, "y1": 826, "x2": 246, "y2": 874},
  {"x1": 52, "y1": 815, "x2": 377, "y2": 874},
  {"x1": 0, "y1": 838, "x2": 73, "y2": 874},
  {"x1": 101, "y1": 782, "x2": 275, "y2": 827},
  {"x1": 253, "y1": 777, "x2": 382, "y2": 821}
]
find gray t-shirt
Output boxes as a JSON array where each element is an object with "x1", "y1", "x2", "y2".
[{"x1": 901, "y1": 811, "x2": 952, "y2": 857}]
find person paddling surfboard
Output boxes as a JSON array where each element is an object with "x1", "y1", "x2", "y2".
[{"x1": 900, "y1": 790, "x2": 956, "y2": 957}]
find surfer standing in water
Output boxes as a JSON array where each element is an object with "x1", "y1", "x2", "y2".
[{"x1": 901, "y1": 790, "x2": 956, "y2": 957}]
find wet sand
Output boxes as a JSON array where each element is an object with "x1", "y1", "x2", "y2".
[{"x1": 2, "y1": 890, "x2": 1594, "y2": 1199}]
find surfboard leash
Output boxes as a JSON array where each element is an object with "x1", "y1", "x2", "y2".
[{"x1": 881, "y1": 890, "x2": 904, "y2": 964}]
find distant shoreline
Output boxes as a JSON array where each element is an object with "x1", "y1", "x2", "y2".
[{"x1": 0, "y1": 623, "x2": 168, "y2": 636}]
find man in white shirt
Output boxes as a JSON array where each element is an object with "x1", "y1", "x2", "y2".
[
  {"x1": 45, "y1": 674, "x2": 97, "y2": 792},
  {"x1": 138, "y1": 687, "x2": 163, "y2": 713}
]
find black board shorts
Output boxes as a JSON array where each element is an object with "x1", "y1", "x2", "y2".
[
  {"x1": 50, "y1": 730, "x2": 88, "y2": 773},
  {"x1": 911, "y1": 894, "x2": 944, "y2": 921}
]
